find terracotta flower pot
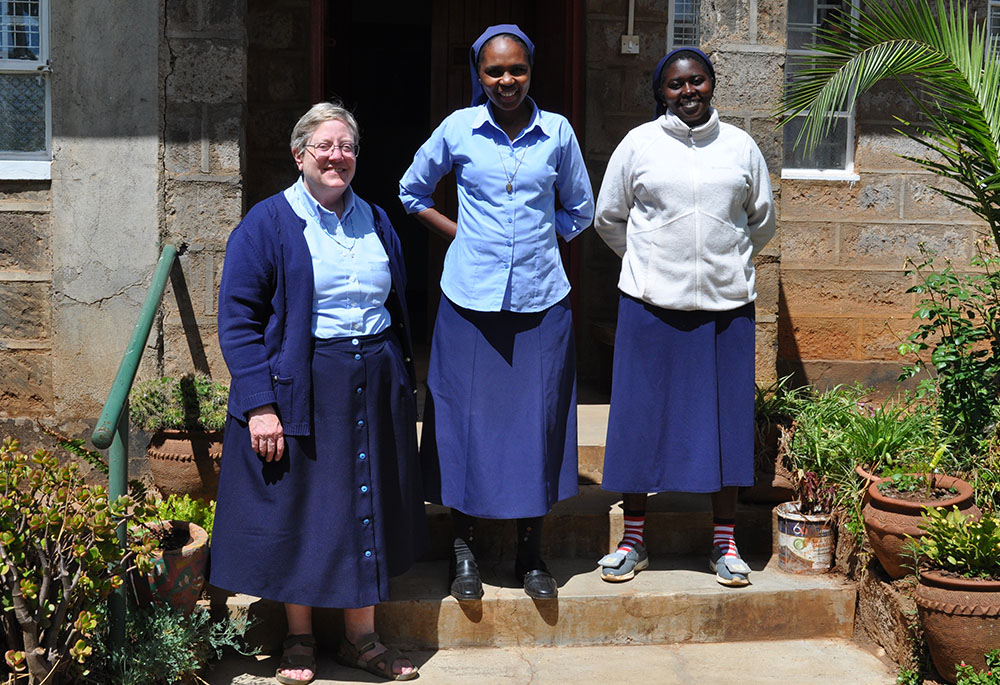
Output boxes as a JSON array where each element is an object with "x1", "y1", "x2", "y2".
[
  {"x1": 915, "y1": 569, "x2": 1000, "y2": 683},
  {"x1": 146, "y1": 429, "x2": 223, "y2": 501},
  {"x1": 861, "y1": 474, "x2": 980, "y2": 579},
  {"x1": 134, "y1": 520, "x2": 209, "y2": 615}
]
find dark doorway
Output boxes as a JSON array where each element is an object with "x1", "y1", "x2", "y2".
[{"x1": 322, "y1": 0, "x2": 583, "y2": 348}]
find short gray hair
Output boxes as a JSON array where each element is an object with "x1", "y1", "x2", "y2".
[{"x1": 290, "y1": 102, "x2": 360, "y2": 155}]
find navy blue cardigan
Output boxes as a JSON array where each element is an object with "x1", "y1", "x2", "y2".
[{"x1": 217, "y1": 192, "x2": 416, "y2": 436}]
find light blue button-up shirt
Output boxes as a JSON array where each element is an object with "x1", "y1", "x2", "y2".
[
  {"x1": 399, "y1": 100, "x2": 594, "y2": 313},
  {"x1": 284, "y1": 179, "x2": 392, "y2": 338}
]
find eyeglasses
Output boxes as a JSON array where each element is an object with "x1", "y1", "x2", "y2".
[{"x1": 303, "y1": 141, "x2": 359, "y2": 159}]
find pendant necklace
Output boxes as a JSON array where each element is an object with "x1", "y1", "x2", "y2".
[
  {"x1": 327, "y1": 225, "x2": 358, "y2": 257},
  {"x1": 496, "y1": 140, "x2": 528, "y2": 194}
]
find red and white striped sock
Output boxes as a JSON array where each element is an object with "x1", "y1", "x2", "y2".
[
  {"x1": 618, "y1": 513, "x2": 645, "y2": 552},
  {"x1": 713, "y1": 520, "x2": 739, "y2": 558}
]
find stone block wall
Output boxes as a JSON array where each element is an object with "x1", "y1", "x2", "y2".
[
  {"x1": 580, "y1": 0, "x2": 783, "y2": 389},
  {"x1": 160, "y1": 0, "x2": 248, "y2": 384},
  {"x1": 0, "y1": 182, "x2": 52, "y2": 419}
]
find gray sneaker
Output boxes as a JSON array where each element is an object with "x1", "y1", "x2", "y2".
[
  {"x1": 598, "y1": 543, "x2": 649, "y2": 582},
  {"x1": 709, "y1": 545, "x2": 751, "y2": 587}
]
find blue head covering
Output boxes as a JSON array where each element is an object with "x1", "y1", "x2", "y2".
[
  {"x1": 469, "y1": 24, "x2": 536, "y2": 107},
  {"x1": 652, "y1": 47, "x2": 716, "y2": 119}
]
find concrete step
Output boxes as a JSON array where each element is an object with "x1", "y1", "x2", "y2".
[
  {"x1": 206, "y1": 638, "x2": 894, "y2": 684},
  {"x1": 421, "y1": 484, "x2": 776, "y2": 560},
  {"x1": 214, "y1": 557, "x2": 855, "y2": 652}
]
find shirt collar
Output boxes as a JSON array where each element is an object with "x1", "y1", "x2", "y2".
[
  {"x1": 659, "y1": 107, "x2": 720, "y2": 142},
  {"x1": 471, "y1": 98, "x2": 550, "y2": 140},
  {"x1": 293, "y1": 177, "x2": 355, "y2": 223}
]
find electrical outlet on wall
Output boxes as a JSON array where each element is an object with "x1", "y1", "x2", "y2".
[{"x1": 620, "y1": 34, "x2": 639, "y2": 54}]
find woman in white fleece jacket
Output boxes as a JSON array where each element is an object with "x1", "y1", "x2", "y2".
[{"x1": 593, "y1": 48, "x2": 775, "y2": 587}]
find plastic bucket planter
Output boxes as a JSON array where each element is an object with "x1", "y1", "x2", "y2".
[{"x1": 776, "y1": 501, "x2": 834, "y2": 573}]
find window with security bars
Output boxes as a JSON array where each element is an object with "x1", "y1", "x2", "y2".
[
  {"x1": 783, "y1": 0, "x2": 857, "y2": 176},
  {"x1": 0, "y1": 0, "x2": 49, "y2": 160},
  {"x1": 668, "y1": 0, "x2": 700, "y2": 50},
  {"x1": 990, "y1": 1, "x2": 1000, "y2": 55}
]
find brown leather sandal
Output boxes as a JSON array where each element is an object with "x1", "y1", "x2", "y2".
[
  {"x1": 275, "y1": 633, "x2": 316, "y2": 685},
  {"x1": 335, "y1": 631, "x2": 418, "y2": 681}
]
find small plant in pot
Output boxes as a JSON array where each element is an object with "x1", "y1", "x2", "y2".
[
  {"x1": 905, "y1": 507, "x2": 1000, "y2": 684},
  {"x1": 130, "y1": 373, "x2": 228, "y2": 501},
  {"x1": 776, "y1": 469, "x2": 838, "y2": 574},
  {"x1": 129, "y1": 496, "x2": 213, "y2": 616},
  {"x1": 862, "y1": 444, "x2": 981, "y2": 580}
]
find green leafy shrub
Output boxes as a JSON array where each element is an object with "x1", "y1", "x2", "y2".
[
  {"x1": 0, "y1": 437, "x2": 138, "y2": 683},
  {"x1": 899, "y1": 247, "x2": 1000, "y2": 454},
  {"x1": 955, "y1": 650, "x2": 1000, "y2": 685},
  {"x1": 87, "y1": 602, "x2": 256, "y2": 685},
  {"x1": 129, "y1": 374, "x2": 228, "y2": 432},
  {"x1": 152, "y1": 494, "x2": 215, "y2": 541},
  {"x1": 907, "y1": 507, "x2": 1000, "y2": 580}
]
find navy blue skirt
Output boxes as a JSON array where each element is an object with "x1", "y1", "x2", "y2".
[
  {"x1": 421, "y1": 295, "x2": 579, "y2": 519},
  {"x1": 602, "y1": 294, "x2": 755, "y2": 494},
  {"x1": 210, "y1": 330, "x2": 426, "y2": 608}
]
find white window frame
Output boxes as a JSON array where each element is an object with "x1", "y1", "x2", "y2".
[
  {"x1": 782, "y1": 0, "x2": 860, "y2": 181},
  {"x1": 989, "y1": 0, "x2": 1000, "y2": 58},
  {"x1": 667, "y1": 0, "x2": 700, "y2": 50},
  {"x1": 0, "y1": 0, "x2": 51, "y2": 180}
]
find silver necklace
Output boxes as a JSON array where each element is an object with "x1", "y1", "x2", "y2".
[
  {"x1": 495, "y1": 141, "x2": 528, "y2": 194},
  {"x1": 327, "y1": 224, "x2": 358, "y2": 256}
]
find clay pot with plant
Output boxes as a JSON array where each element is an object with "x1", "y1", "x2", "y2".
[
  {"x1": 129, "y1": 374, "x2": 228, "y2": 501},
  {"x1": 130, "y1": 518, "x2": 210, "y2": 616},
  {"x1": 905, "y1": 507, "x2": 1000, "y2": 683},
  {"x1": 862, "y1": 447, "x2": 981, "y2": 579}
]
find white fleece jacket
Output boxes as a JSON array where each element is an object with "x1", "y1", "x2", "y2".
[{"x1": 594, "y1": 108, "x2": 775, "y2": 312}]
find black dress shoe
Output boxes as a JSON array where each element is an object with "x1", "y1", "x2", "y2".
[
  {"x1": 519, "y1": 566, "x2": 558, "y2": 599},
  {"x1": 450, "y1": 558, "x2": 484, "y2": 600}
]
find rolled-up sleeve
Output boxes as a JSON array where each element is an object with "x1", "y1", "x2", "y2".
[
  {"x1": 553, "y1": 120, "x2": 595, "y2": 241},
  {"x1": 399, "y1": 119, "x2": 454, "y2": 215}
]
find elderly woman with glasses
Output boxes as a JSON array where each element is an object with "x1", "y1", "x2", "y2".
[{"x1": 210, "y1": 102, "x2": 425, "y2": 684}]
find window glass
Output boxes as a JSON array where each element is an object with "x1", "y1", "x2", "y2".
[
  {"x1": 669, "y1": 0, "x2": 700, "y2": 49},
  {"x1": 1, "y1": 0, "x2": 41, "y2": 61},
  {"x1": 0, "y1": 73, "x2": 45, "y2": 152}
]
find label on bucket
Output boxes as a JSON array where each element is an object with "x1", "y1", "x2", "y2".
[{"x1": 777, "y1": 512, "x2": 834, "y2": 573}]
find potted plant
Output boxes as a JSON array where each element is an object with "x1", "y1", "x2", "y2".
[
  {"x1": 906, "y1": 507, "x2": 1000, "y2": 684},
  {"x1": 129, "y1": 373, "x2": 228, "y2": 501},
  {"x1": 0, "y1": 437, "x2": 136, "y2": 684},
  {"x1": 776, "y1": 469, "x2": 838, "y2": 574},
  {"x1": 862, "y1": 446, "x2": 981, "y2": 579},
  {"x1": 129, "y1": 495, "x2": 215, "y2": 615}
]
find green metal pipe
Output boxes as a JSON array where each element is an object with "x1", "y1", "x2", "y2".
[
  {"x1": 108, "y1": 400, "x2": 128, "y2": 651},
  {"x1": 91, "y1": 244, "x2": 177, "y2": 449}
]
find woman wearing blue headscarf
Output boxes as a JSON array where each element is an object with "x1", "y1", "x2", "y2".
[
  {"x1": 399, "y1": 24, "x2": 594, "y2": 601},
  {"x1": 594, "y1": 48, "x2": 775, "y2": 587}
]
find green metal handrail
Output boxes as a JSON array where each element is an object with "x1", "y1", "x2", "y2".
[{"x1": 90, "y1": 243, "x2": 177, "y2": 648}]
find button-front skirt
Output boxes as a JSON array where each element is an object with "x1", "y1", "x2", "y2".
[
  {"x1": 209, "y1": 330, "x2": 426, "y2": 608},
  {"x1": 601, "y1": 294, "x2": 755, "y2": 494},
  {"x1": 421, "y1": 295, "x2": 579, "y2": 519}
]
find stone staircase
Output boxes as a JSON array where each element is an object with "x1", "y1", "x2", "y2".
[{"x1": 206, "y1": 405, "x2": 895, "y2": 683}]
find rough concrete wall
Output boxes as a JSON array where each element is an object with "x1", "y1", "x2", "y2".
[
  {"x1": 48, "y1": 2, "x2": 162, "y2": 432},
  {"x1": 581, "y1": 0, "x2": 782, "y2": 390},
  {"x1": 160, "y1": 0, "x2": 248, "y2": 384}
]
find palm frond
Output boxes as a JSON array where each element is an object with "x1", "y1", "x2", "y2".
[{"x1": 776, "y1": 0, "x2": 1000, "y2": 246}]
